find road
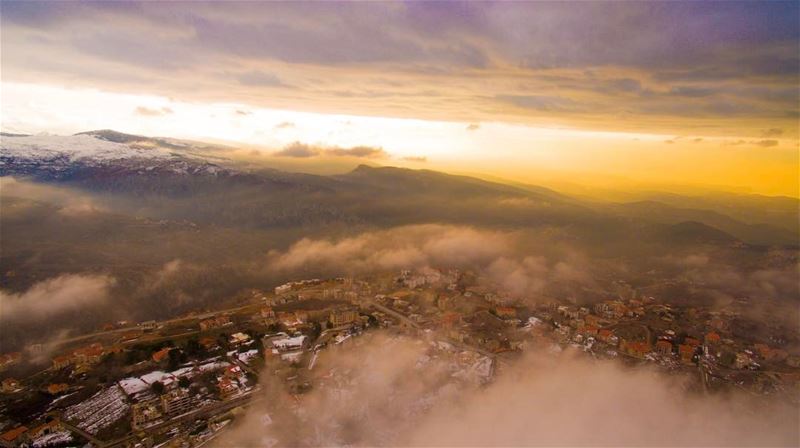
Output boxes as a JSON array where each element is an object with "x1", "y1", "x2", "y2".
[
  {"x1": 53, "y1": 302, "x2": 264, "y2": 347},
  {"x1": 103, "y1": 393, "x2": 261, "y2": 448}
]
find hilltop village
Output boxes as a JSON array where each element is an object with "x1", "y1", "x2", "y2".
[{"x1": 1, "y1": 269, "x2": 798, "y2": 447}]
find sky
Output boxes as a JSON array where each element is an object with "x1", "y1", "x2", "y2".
[{"x1": 1, "y1": 1, "x2": 798, "y2": 196}]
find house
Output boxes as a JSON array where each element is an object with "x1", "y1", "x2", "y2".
[
  {"x1": 51, "y1": 355, "x2": 74, "y2": 370},
  {"x1": 199, "y1": 315, "x2": 231, "y2": 331},
  {"x1": 0, "y1": 353, "x2": 22, "y2": 372},
  {"x1": 678, "y1": 344, "x2": 696, "y2": 364},
  {"x1": 0, "y1": 426, "x2": 28, "y2": 447},
  {"x1": 28, "y1": 420, "x2": 62, "y2": 440},
  {"x1": 595, "y1": 329, "x2": 619, "y2": 347},
  {"x1": 260, "y1": 306, "x2": 276, "y2": 319},
  {"x1": 704, "y1": 332, "x2": 721, "y2": 345},
  {"x1": 139, "y1": 320, "x2": 158, "y2": 331},
  {"x1": 683, "y1": 337, "x2": 701, "y2": 347},
  {"x1": 329, "y1": 308, "x2": 359, "y2": 327},
  {"x1": 229, "y1": 332, "x2": 251, "y2": 346},
  {"x1": 274, "y1": 283, "x2": 293, "y2": 295},
  {"x1": 199, "y1": 337, "x2": 218, "y2": 350},
  {"x1": 46, "y1": 383, "x2": 69, "y2": 395},
  {"x1": 1, "y1": 379, "x2": 21, "y2": 393},
  {"x1": 161, "y1": 389, "x2": 192, "y2": 415},
  {"x1": 73, "y1": 343, "x2": 104, "y2": 366},
  {"x1": 152, "y1": 347, "x2": 172, "y2": 363},
  {"x1": 131, "y1": 401, "x2": 162, "y2": 430},
  {"x1": 494, "y1": 307, "x2": 517, "y2": 319},
  {"x1": 620, "y1": 340, "x2": 651, "y2": 358},
  {"x1": 655, "y1": 340, "x2": 673, "y2": 355}
]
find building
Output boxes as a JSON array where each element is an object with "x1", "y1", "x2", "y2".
[
  {"x1": 28, "y1": 420, "x2": 63, "y2": 440},
  {"x1": 704, "y1": 332, "x2": 721, "y2": 345},
  {"x1": 678, "y1": 344, "x2": 696, "y2": 364},
  {"x1": 1, "y1": 378, "x2": 21, "y2": 393},
  {"x1": 229, "y1": 332, "x2": 251, "y2": 346},
  {"x1": 270, "y1": 335, "x2": 307, "y2": 352},
  {"x1": 199, "y1": 315, "x2": 231, "y2": 331},
  {"x1": 161, "y1": 389, "x2": 193, "y2": 415},
  {"x1": 0, "y1": 353, "x2": 22, "y2": 372},
  {"x1": 139, "y1": 320, "x2": 158, "y2": 330},
  {"x1": 46, "y1": 383, "x2": 69, "y2": 395},
  {"x1": 0, "y1": 426, "x2": 28, "y2": 448},
  {"x1": 72, "y1": 343, "x2": 104, "y2": 367},
  {"x1": 329, "y1": 308, "x2": 359, "y2": 327},
  {"x1": 494, "y1": 307, "x2": 517, "y2": 319},
  {"x1": 620, "y1": 340, "x2": 651, "y2": 358},
  {"x1": 152, "y1": 347, "x2": 172, "y2": 363},
  {"x1": 51, "y1": 355, "x2": 74, "y2": 370},
  {"x1": 131, "y1": 401, "x2": 162, "y2": 430},
  {"x1": 655, "y1": 340, "x2": 673, "y2": 355},
  {"x1": 275, "y1": 283, "x2": 293, "y2": 295}
]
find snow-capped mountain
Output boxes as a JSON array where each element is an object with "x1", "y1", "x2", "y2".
[{"x1": 0, "y1": 131, "x2": 229, "y2": 180}]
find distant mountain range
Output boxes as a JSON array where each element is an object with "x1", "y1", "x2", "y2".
[{"x1": 1, "y1": 130, "x2": 797, "y2": 246}]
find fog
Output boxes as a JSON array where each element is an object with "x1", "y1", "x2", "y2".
[
  {"x1": 0, "y1": 274, "x2": 113, "y2": 322},
  {"x1": 218, "y1": 333, "x2": 799, "y2": 447}
]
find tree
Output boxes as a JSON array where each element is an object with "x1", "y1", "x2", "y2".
[{"x1": 151, "y1": 381, "x2": 165, "y2": 395}]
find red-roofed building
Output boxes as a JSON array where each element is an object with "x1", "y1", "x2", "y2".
[
  {"x1": 655, "y1": 340, "x2": 673, "y2": 355},
  {"x1": 51, "y1": 355, "x2": 74, "y2": 370},
  {"x1": 704, "y1": 332, "x2": 721, "y2": 345},
  {"x1": 0, "y1": 426, "x2": 28, "y2": 447},
  {"x1": 0, "y1": 352, "x2": 22, "y2": 372},
  {"x1": 679, "y1": 344, "x2": 696, "y2": 364},
  {"x1": 495, "y1": 307, "x2": 517, "y2": 319},
  {"x1": 684, "y1": 337, "x2": 701, "y2": 347},
  {"x1": 152, "y1": 347, "x2": 172, "y2": 363},
  {"x1": 620, "y1": 340, "x2": 651, "y2": 358}
]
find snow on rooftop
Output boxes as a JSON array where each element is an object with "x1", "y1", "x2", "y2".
[
  {"x1": 272, "y1": 335, "x2": 306, "y2": 349},
  {"x1": 118, "y1": 377, "x2": 149, "y2": 396},
  {"x1": 140, "y1": 370, "x2": 176, "y2": 385},
  {"x1": 32, "y1": 431, "x2": 73, "y2": 448}
]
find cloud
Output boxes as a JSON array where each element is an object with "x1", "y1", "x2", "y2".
[
  {"x1": 402, "y1": 156, "x2": 427, "y2": 163},
  {"x1": 755, "y1": 139, "x2": 779, "y2": 148},
  {"x1": 267, "y1": 224, "x2": 510, "y2": 275},
  {"x1": 326, "y1": 146, "x2": 387, "y2": 158},
  {"x1": 1, "y1": 2, "x2": 797, "y2": 136},
  {"x1": 220, "y1": 333, "x2": 800, "y2": 447},
  {"x1": 0, "y1": 274, "x2": 114, "y2": 322},
  {"x1": 235, "y1": 109, "x2": 252, "y2": 116},
  {"x1": 272, "y1": 142, "x2": 387, "y2": 159},
  {"x1": 761, "y1": 128, "x2": 784, "y2": 137},
  {"x1": 272, "y1": 142, "x2": 319, "y2": 158},
  {"x1": 134, "y1": 106, "x2": 173, "y2": 117},
  {"x1": 465, "y1": 123, "x2": 480, "y2": 131},
  {"x1": 235, "y1": 70, "x2": 286, "y2": 87},
  {"x1": 274, "y1": 121, "x2": 295, "y2": 129}
]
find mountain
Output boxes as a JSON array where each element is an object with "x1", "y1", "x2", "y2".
[
  {"x1": 1, "y1": 130, "x2": 795, "y2": 246},
  {"x1": 606, "y1": 200, "x2": 797, "y2": 246}
]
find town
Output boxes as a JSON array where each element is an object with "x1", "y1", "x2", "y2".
[{"x1": 1, "y1": 268, "x2": 798, "y2": 447}]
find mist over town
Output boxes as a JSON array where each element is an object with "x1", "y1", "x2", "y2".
[{"x1": 1, "y1": 2, "x2": 798, "y2": 447}]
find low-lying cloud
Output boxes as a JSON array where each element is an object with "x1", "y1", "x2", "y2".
[
  {"x1": 267, "y1": 224, "x2": 510, "y2": 275},
  {"x1": 219, "y1": 333, "x2": 799, "y2": 447},
  {"x1": 273, "y1": 141, "x2": 388, "y2": 159},
  {"x1": 0, "y1": 274, "x2": 114, "y2": 322}
]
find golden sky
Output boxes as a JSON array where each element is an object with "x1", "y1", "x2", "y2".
[{"x1": 1, "y1": 2, "x2": 798, "y2": 196}]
